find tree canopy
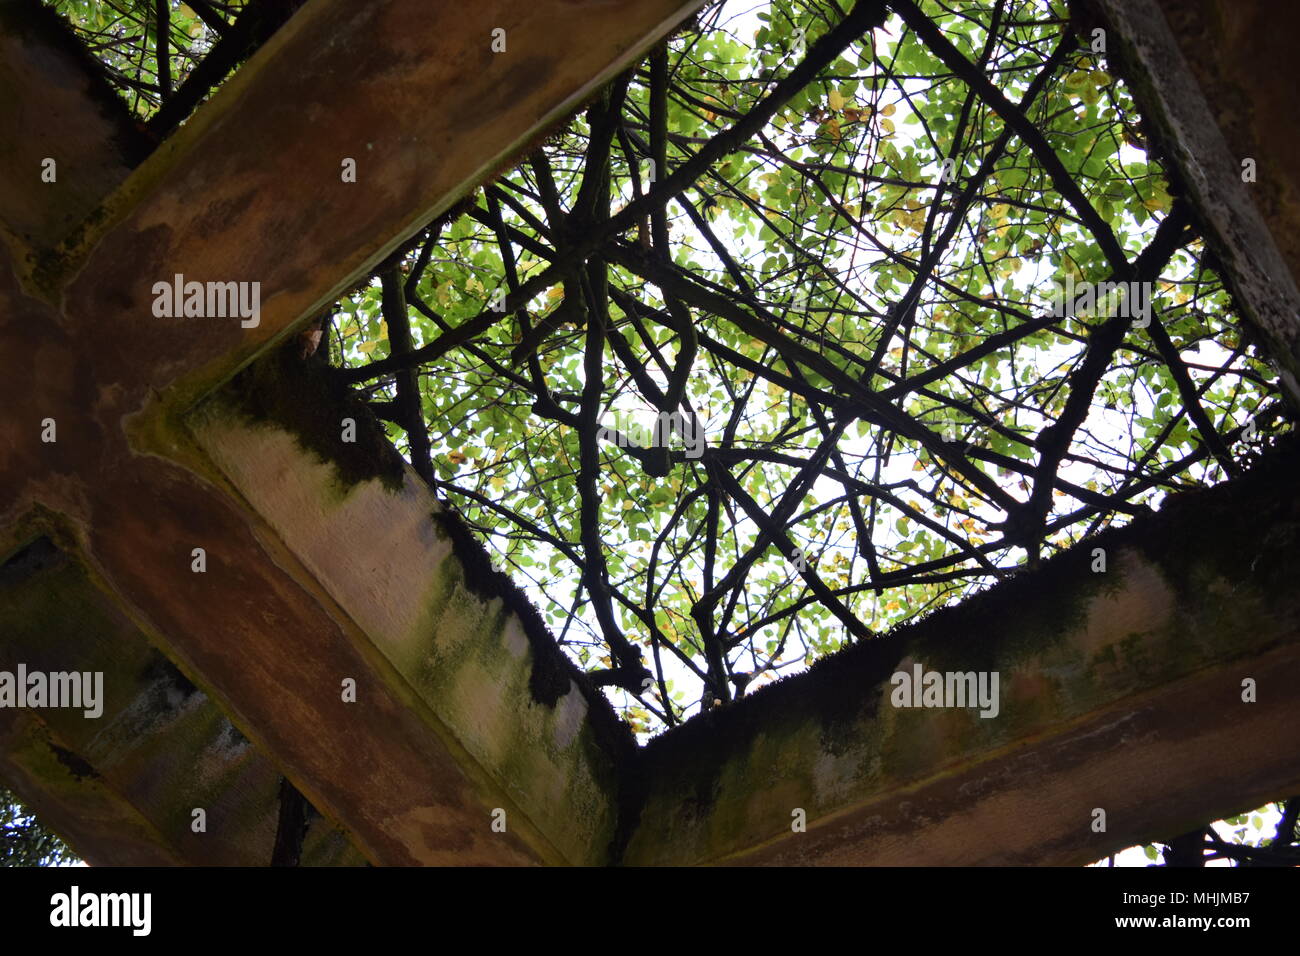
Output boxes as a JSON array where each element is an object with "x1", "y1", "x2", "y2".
[
  {"x1": 2, "y1": 786, "x2": 75, "y2": 866},
  {"x1": 322, "y1": 0, "x2": 1275, "y2": 730},
  {"x1": 51, "y1": 0, "x2": 1284, "y2": 729},
  {"x1": 17, "y1": 0, "x2": 1293, "y2": 867}
]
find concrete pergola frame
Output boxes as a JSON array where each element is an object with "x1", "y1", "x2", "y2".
[{"x1": 1, "y1": 0, "x2": 1298, "y2": 866}]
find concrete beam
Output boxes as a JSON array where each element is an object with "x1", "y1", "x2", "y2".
[
  {"x1": 0, "y1": 0, "x2": 701, "y2": 866},
  {"x1": 1089, "y1": 0, "x2": 1300, "y2": 403},
  {"x1": 55, "y1": 0, "x2": 707, "y2": 409},
  {"x1": 6, "y1": 0, "x2": 1296, "y2": 869},
  {"x1": 0, "y1": 531, "x2": 364, "y2": 866},
  {"x1": 183, "y1": 353, "x2": 635, "y2": 865},
  {"x1": 0, "y1": 2, "x2": 149, "y2": 260},
  {"x1": 622, "y1": 440, "x2": 1300, "y2": 865}
]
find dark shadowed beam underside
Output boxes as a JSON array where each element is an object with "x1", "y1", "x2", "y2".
[{"x1": 0, "y1": 528, "x2": 364, "y2": 866}]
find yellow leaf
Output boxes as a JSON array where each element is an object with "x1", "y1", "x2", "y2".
[
  {"x1": 546, "y1": 286, "x2": 564, "y2": 301},
  {"x1": 881, "y1": 117, "x2": 895, "y2": 134},
  {"x1": 828, "y1": 89, "x2": 845, "y2": 112},
  {"x1": 881, "y1": 102, "x2": 896, "y2": 116}
]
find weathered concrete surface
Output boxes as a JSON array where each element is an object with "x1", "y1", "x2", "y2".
[
  {"x1": 622, "y1": 441, "x2": 1300, "y2": 865},
  {"x1": 1, "y1": 237, "x2": 553, "y2": 864},
  {"x1": 0, "y1": 0, "x2": 701, "y2": 865},
  {"x1": 5, "y1": 0, "x2": 1300, "y2": 868},
  {"x1": 52, "y1": 0, "x2": 710, "y2": 411},
  {"x1": 185, "y1": 354, "x2": 635, "y2": 865},
  {"x1": 1089, "y1": 0, "x2": 1300, "y2": 403},
  {"x1": 0, "y1": 3, "x2": 149, "y2": 258},
  {"x1": 0, "y1": 529, "x2": 364, "y2": 866}
]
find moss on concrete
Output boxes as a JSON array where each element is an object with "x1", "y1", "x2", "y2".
[
  {"x1": 191, "y1": 372, "x2": 637, "y2": 862},
  {"x1": 218, "y1": 349, "x2": 407, "y2": 496},
  {"x1": 624, "y1": 434, "x2": 1300, "y2": 864},
  {"x1": 430, "y1": 505, "x2": 628, "y2": 736},
  {"x1": 398, "y1": 525, "x2": 632, "y2": 863}
]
